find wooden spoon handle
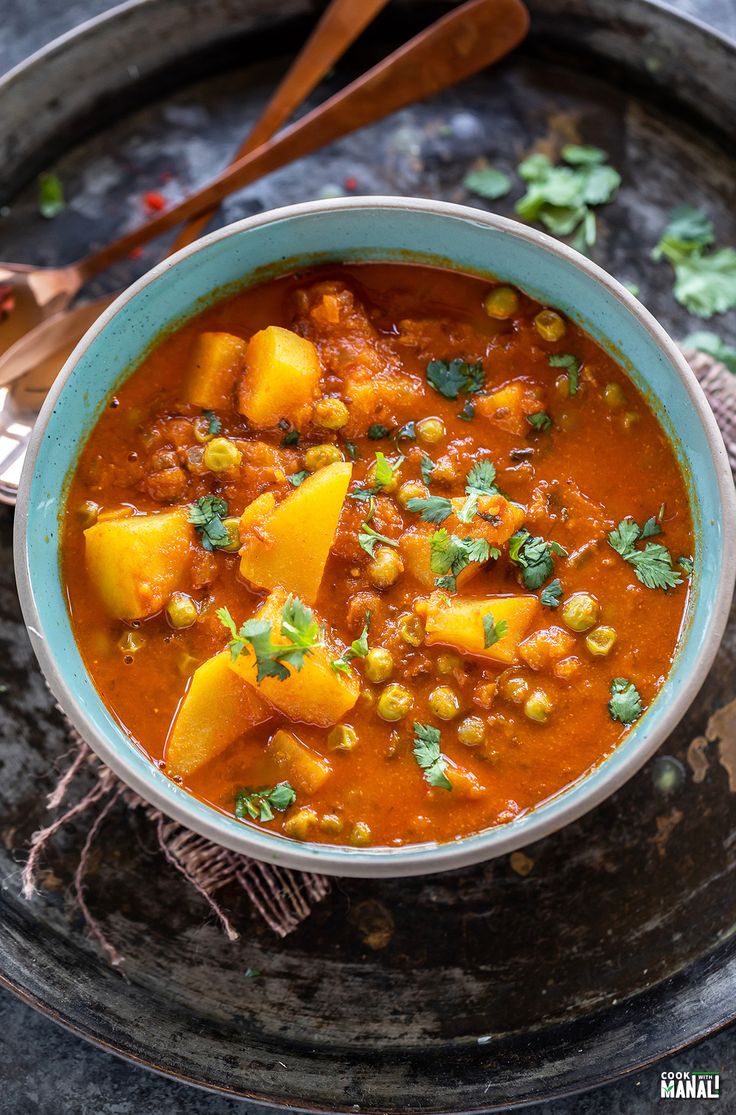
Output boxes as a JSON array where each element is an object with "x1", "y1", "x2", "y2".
[
  {"x1": 168, "y1": 0, "x2": 391, "y2": 255},
  {"x1": 78, "y1": 0, "x2": 529, "y2": 283}
]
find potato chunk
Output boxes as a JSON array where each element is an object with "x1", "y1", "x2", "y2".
[
  {"x1": 239, "y1": 462, "x2": 351, "y2": 604},
  {"x1": 84, "y1": 508, "x2": 193, "y2": 620},
  {"x1": 518, "y1": 625, "x2": 576, "y2": 671},
  {"x1": 449, "y1": 493, "x2": 526, "y2": 547},
  {"x1": 238, "y1": 325, "x2": 321, "y2": 427},
  {"x1": 228, "y1": 588, "x2": 360, "y2": 726},
  {"x1": 166, "y1": 652, "x2": 270, "y2": 778},
  {"x1": 185, "y1": 331, "x2": 247, "y2": 410},
  {"x1": 475, "y1": 380, "x2": 544, "y2": 435},
  {"x1": 267, "y1": 728, "x2": 332, "y2": 793},
  {"x1": 420, "y1": 592, "x2": 540, "y2": 665}
]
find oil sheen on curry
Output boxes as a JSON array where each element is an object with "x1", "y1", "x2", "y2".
[{"x1": 62, "y1": 264, "x2": 693, "y2": 848}]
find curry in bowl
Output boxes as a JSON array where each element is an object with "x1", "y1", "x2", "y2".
[{"x1": 62, "y1": 263, "x2": 692, "y2": 848}]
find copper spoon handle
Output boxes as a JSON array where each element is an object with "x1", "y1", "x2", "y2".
[
  {"x1": 77, "y1": 0, "x2": 529, "y2": 284},
  {"x1": 169, "y1": 0, "x2": 391, "y2": 255}
]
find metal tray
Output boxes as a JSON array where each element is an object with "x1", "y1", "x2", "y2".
[{"x1": 1, "y1": 1, "x2": 735, "y2": 1109}]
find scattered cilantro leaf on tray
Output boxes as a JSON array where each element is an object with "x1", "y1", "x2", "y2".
[
  {"x1": 464, "y1": 165, "x2": 512, "y2": 201},
  {"x1": 38, "y1": 172, "x2": 65, "y2": 219}
]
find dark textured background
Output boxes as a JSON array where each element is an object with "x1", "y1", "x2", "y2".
[{"x1": 1, "y1": 1, "x2": 736, "y2": 1112}]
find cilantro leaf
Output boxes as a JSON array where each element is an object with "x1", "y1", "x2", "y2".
[
  {"x1": 483, "y1": 613, "x2": 508, "y2": 648},
  {"x1": 464, "y1": 165, "x2": 512, "y2": 201},
  {"x1": 652, "y1": 207, "x2": 736, "y2": 319},
  {"x1": 412, "y1": 723, "x2": 452, "y2": 791},
  {"x1": 608, "y1": 678, "x2": 644, "y2": 726},
  {"x1": 235, "y1": 781, "x2": 297, "y2": 822},
  {"x1": 548, "y1": 353, "x2": 581, "y2": 395},
  {"x1": 368, "y1": 424, "x2": 390, "y2": 440},
  {"x1": 561, "y1": 144, "x2": 606, "y2": 166},
  {"x1": 38, "y1": 172, "x2": 65, "y2": 219},
  {"x1": 394, "y1": 421, "x2": 417, "y2": 448},
  {"x1": 458, "y1": 398, "x2": 476, "y2": 421},
  {"x1": 514, "y1": 149, "x2": 619, "y2": 250},
  {"x1": 607, "y1": 518, "x2": 682, "y2": 591},
  {"x1": 406, "y1": 495, "x2": 453, "y2": 524},
  {"x1": 349, "y1": 451, "x2": 401, "y2": 501},
  {"x1": 344, "y1": 440, "x2": 359, "y2": 461},
  {"x1": 527, "y1": 411, "x2": 553, "y2": 432},
  {"x1": 509, "y1": 529, "x2": 566, "y2": 590},
  {"x1": 678, "y1": 555, "x2": 694, "y2": 576},
  {"x1": 540, "y1": 578, "x2": 563, "y2": 607},
  {"x1": 426, "y1": 358, "x2": 485, "y2": 400},
  {"x1": 331, "y1": 611, "x2": 371, "y2": 674},
  {"x1": 682, "y1": 331, "x2": 736, "y2": 375},
  {"x1": 358, "y1": 522, "x2": 399, "y2": 557},
  {"x1": 670, "y1": 248, "x2": 736, "y2": 319},
  {"x1": 217, "y1": 596, "x2": 321, "y2": 682},
  {"x1": 652, "y1": 205, "x2": 714, "y2": 260},
  {"x1": 430, "y1": 529, "x2": 494, "y2": 591},
  {"x1": 288, "y1": 469, "x2": 309, "y2": 487},
  {"x1": 420, "y1": 454, "x2": 436, "y2": 486},
  {"x1": 281, "y1": 428, "x2": 299, "y2": 447},
  {"x1": 203, "y1": 409, "x2": 222, "y2": 436},
  {"x1": 188, "y1": 495, "x2": 231, "y2": 551},
  {"x1": 465, "y1": 459, "x2": 499, "y2": 497}
]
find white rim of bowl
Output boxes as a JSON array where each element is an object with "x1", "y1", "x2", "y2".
[{"x1": 14, "y1": 197, "x2": 736, "y2": 877}]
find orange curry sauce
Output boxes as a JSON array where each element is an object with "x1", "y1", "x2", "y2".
[{"x1": 62, "y1": 264, "x2": 693, "y2": 848}]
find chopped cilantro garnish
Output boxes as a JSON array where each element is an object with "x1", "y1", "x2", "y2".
[
  {"x1": 465, "y1": 459, "x2": 499, "y2": 497},
  {"x1": 430, "y1": 529, "x2": 495, "y2": 591},
  {"x1": 235, "y1": 781, "x2": 296, "y2": 822},
  {"x1": 405, "y1": 495, "x2": 453, "y2": 524},
  {"x1": 540, "y1": 578, "x2": 563, "y2": 608},
  {"x1": 420, "y1": 454, "x2": 436, "y2": 486},
  {"x1": 217, "y1": 597, "x2": 320, "y2": 683},
  {"x1": 288, "y1": 469, "x2": 309, "y2": 487},
  {"x1": 483, "y1": 613, "x2": 508, "y2": 648},
  {"x1": 678, "y1": 555, "x2": 694, "y2": 576},
  {"x1": 344, "y1": 440, "x2": 359, "y2": 461},
  {"x1": 548, "y1": 353, "x2": 581, "y2": 395},
  {"x1": 38, "y1": 172, "x2": 65, "y2": 219},
  {"x1": 368, "y1": 424, "x2": 390, "y2": 440},
  {"x1": 203, "y1": 409, "x2": 222, "y2": 436},
  {"x1": 682, "y1": 331, "x2": 736, "y2": 375},
  {"x1": 349, "y1": 450, "x2": 400, "y2": 501},
  {"x1": 458, "y1": 399, "x2": 475, "y2": 421},
  {"x1": 332, "y1": 612, "x2": 371, "y2": 675},
  {"x1": 652, "y1": 206, "x2": 736, "y2": 319},
  {"x1": 608, "y1": 678, "x2": 643, "y2": 725},
  {"x1": 426, "y1": 358, "x2": 485, "y2": 400},
  {"x1": 281, "y1": 428, "x2": 299, "y2": 447},
  {"x1": 413, "y1": 723, "x2": 452, "y2": 791},
  {"x1": 358, "y1": 522, "x2": 399, "y2": 557},
  {"x1": 188, "y1": 495, "x2": 231, "y2": 551},
  {"x1": 509, "y1": 529, "x2": 567, "y2": 590},
  {"x1": 527, "y1": 411, "x2": 552, "y2": 432},
  {"x1": 608, "y1": 517, "x2": 682, "y2": 591},
  {"x1": 464, "y1": 165, "x2": 512, "y2": 201}
]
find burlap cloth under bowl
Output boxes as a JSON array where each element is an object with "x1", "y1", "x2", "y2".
[{"x1": 20, "y1": 349, "x2": 736, "y2": 965}]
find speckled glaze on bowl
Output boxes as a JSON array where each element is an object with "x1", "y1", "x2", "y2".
[{"x1": 14, "y1": 198, "x2": 736, "y2": 877}]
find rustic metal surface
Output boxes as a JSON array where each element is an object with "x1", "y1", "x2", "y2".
[{"x1": 1, "y1": 0, "x2": 735, "y2": 1110}]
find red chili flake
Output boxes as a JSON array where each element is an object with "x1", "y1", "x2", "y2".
[
  {"x1": 344, "y1": 176, "x2": 358, "y2": 191},
  {"x1": 128, "y1": 246, "x2": 144, "y2": 260},
  {"x1": 143, "y1": 190, "x2": 166, "y2": 213}
]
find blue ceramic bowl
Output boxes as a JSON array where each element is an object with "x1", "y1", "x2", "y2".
[{"x1": 14, "y1": 198, "x2": 736, "y2": 877}]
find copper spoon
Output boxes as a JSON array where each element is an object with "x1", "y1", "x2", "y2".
[
  {"x1": 0, "y1": 0, "x2": 529, "y2": 500},
  {"x1": 0, "y1": 0, "x2": 391, "y2": 379}
]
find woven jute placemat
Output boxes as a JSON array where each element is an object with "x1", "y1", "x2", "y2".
[{"x1": 21, "y1": 349, "x2": 736, "y2": 964}]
